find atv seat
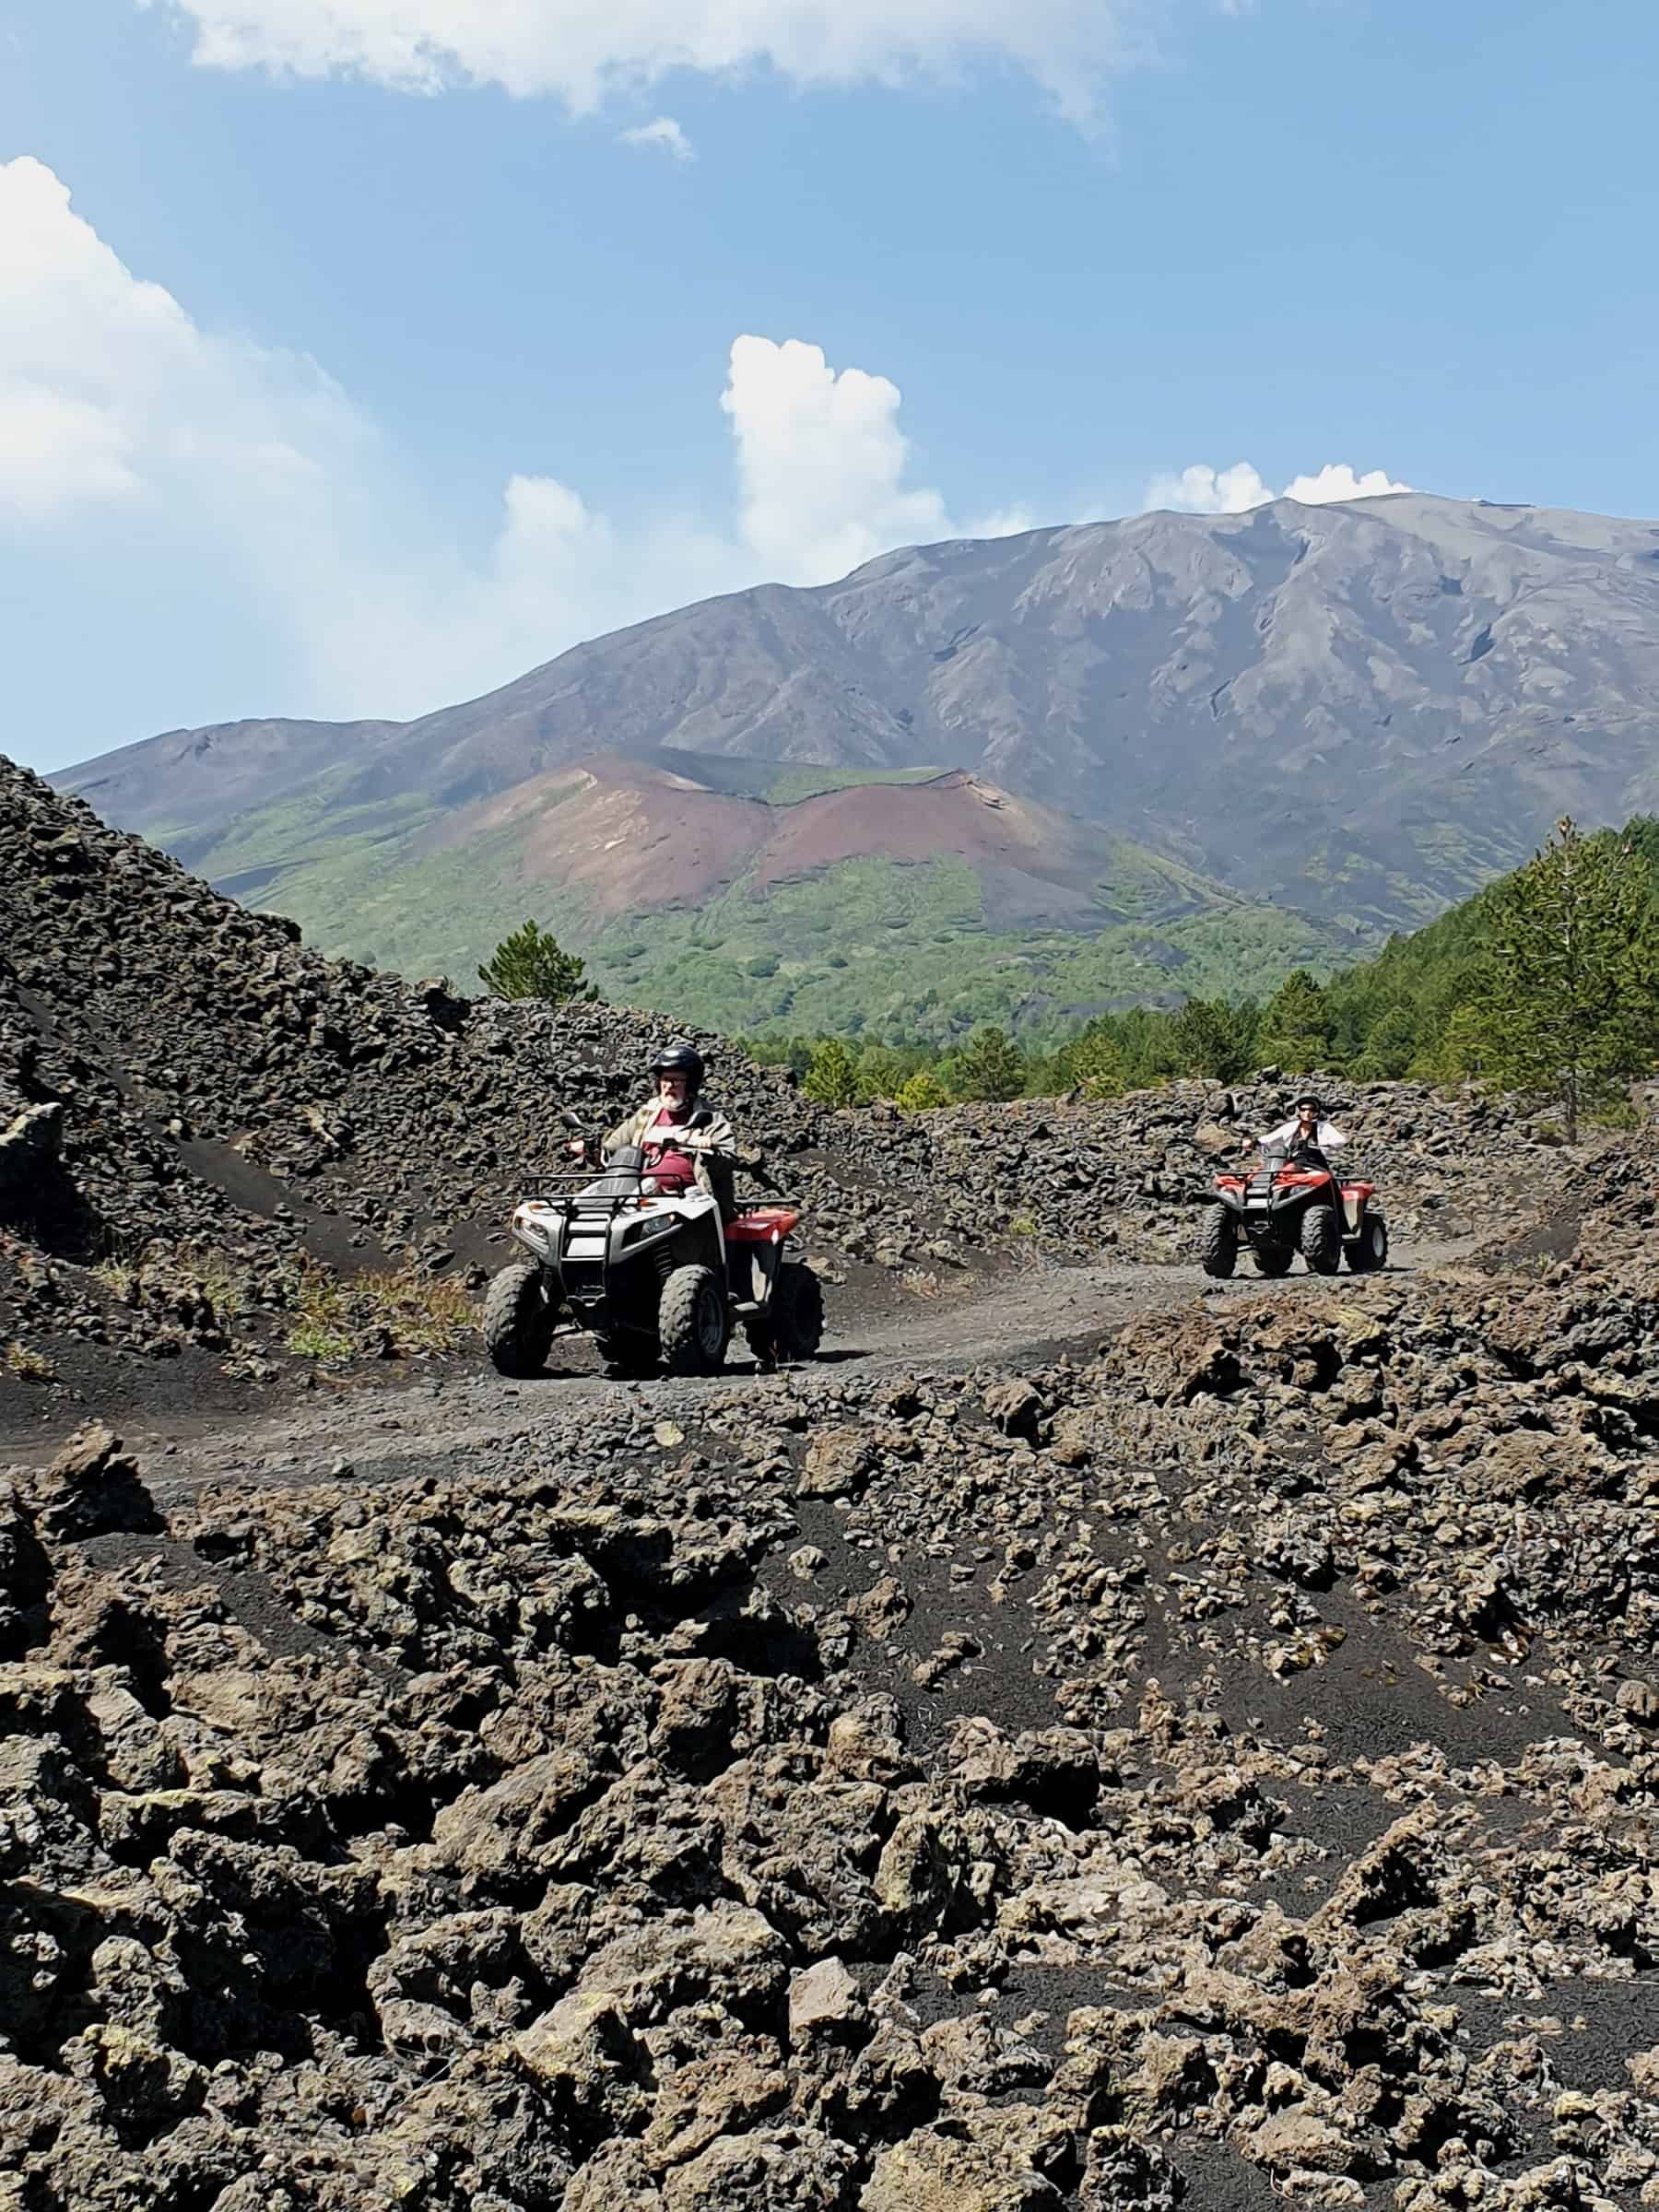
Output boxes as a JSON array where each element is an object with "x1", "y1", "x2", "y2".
[{"x1": 726, "y1": 1206, "x2": 801, "y2": 1244}]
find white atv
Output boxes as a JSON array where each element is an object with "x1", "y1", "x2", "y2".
[{"x1": 483, "y1": 1119, "x2": 824, "y2": 1379}]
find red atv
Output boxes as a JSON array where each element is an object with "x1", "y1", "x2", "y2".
[{"x1": 1202, "y1": 1140, "x2": 1388, "y2": 1278}]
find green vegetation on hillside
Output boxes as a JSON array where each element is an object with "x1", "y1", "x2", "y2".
[
  {"x1": 149, "y1": 741, "x2": 1659, "y2": 1126},
  {"x1": 749, "y1": 819, "x2": 1659, "y2": 1122},
  {"x1": 177, "y1": 771, "x2": 1361, "y2": 1043},
  {"x1": 580, "y1": 856, "x2": 1351, "y2": 1047}
]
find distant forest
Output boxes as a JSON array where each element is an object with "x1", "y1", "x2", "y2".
[{"x1": 745, "y1": 818, "x2": 1659, "y2": 1122}]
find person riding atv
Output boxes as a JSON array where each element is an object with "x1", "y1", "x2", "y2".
[
  {"x1": 1205, "y1": 1091, "x2": 1387, "y2": 1277},
  {"x1": 485, "y1": 1040, "x2": 822, "y2": 1377},
  {"x1": 1246, "y1": 1093, "x2": 1347, "y2": 1164},
  {"x1": 575, "y1": 1042, "x2": 738, "y2": 1214}
]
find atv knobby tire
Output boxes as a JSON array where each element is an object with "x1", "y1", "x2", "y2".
[
  {"x1": 746, "y1": 1258, "x2": 825, "y2": 1367},
  {"x1": 1347, "y1": 1214, "x2": 1389, "y2": 1273},
  {"x1": 1299, "y1": 1203, "x2": 1342, "y2": 1276},
  {"x1": 484, "y1": 1262, "x2": 555, "y2": 1378},
  {"x1": 660, "y1": 1264, "x2": 728, "y2": 1376},
  {"x1": 1253, "y1": 1238, "x2": 1295, "y2": 1277},
  {"x1": 1198, "y1": 1206, "x2": 1237, "y2": 1278}
]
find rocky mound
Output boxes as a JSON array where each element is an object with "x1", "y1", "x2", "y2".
[{"x1": 6, "y1": 1123, "x2": 1659, "y2": 2206}]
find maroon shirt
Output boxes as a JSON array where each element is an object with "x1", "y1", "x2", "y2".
[{"x1": 643, "y1": 1104, "x2": 697, "y2": 1190}]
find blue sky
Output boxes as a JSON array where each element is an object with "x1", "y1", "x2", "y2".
[{"x1": 4, "y1": 0, "x2": 1657, "y2": 771}]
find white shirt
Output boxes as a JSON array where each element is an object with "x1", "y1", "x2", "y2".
[{"x1": 1258, "y1": 1117, "x2": 1347, "y2": 1151}]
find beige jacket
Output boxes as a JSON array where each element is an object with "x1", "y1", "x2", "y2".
[{"x1": 604, "y1": 1096, "x2": 737, "y2": 1202}]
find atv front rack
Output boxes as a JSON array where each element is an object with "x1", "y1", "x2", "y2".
[{"x1": 523, "y1": 1168, "x2": 804, "y2": 1212}]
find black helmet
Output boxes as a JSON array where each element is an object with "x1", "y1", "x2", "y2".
[
  {"x1": 651, "y1": 1041, "x2": 704, "y2": 1091},
  {"x1": 1293, "y1": 1094, "x2": 1323, "y2": 1116}
]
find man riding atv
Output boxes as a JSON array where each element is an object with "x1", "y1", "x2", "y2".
[
  {"x1": 485, "y1": 1038, "x2": 821, "y2": 1376},
  {"x1": 576, "y1": 1042, "x2": 738, "y2": 1214}
]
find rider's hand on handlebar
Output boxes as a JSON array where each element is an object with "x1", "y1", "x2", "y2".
[{"x1": 566, "y1": 1137, "x2": 587, "y2": 1159}]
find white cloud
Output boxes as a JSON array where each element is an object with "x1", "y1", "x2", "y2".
[
  {"x1": 0, "y1": 385, "x2": 139, "y2": 516},
  {"x1": 722, "y1": 335, "x2": 953, "y2": 582},
  {"x1": 1145, "y1": 456, "x2": 1411, "y2": 515},
  {"x1": 620, "y1": 114, "x2": 695, "y2": 159},
  {"x1": 144, "y1": 0, "x2": 1168, "y2": 126},
  {"x1": 1281, "y1": 462, "x2": 1412, "y2": 505},
  {"x1": 0, "y1": 158, "x2": 981, "y2": 725},
  {"x1": 1144, "y1": 461, "x2": 1271, "y2": 515},
  {"x1": 968, "y1": 503, "x2": 1040, "y2": 538}
]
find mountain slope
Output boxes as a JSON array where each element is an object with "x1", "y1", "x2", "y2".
[
  {"x1": 51, "y1": 492, "x2": 1659, "y2": 1018},
  {"x1": 136, "y1": 749, "x2": 1349, "y2": 1042},
  {"x1": 63, "y1": 715, "x2": 400, "y2": 841}
]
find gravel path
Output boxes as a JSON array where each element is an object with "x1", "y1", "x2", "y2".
[{"x1": 110, "y1": 1238, "x2": 1475, "y2": 1511}]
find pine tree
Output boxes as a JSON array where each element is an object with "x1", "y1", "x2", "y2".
[
  {"x1": 1453, "y1": 817, "x2": 1659, "y2": 1140},
  {"x1": 1258, "y1": 969, "x2": 1334, "y2": 1074},
  {"x1": 1169, "y1": 996, "x2": 1256, "y2": 1082},
  {"x1": 896, "y1": 1068, "x2": 948, "y2": 1112},
  {"x1": 1064, "y1": 1027, "x2": 1131, "y2": 1100},
  {"x1": 855, "y1": 1044, "x2": 923, "y2": 1102},
  {"x1": 477, "y1": 921, "x2": 597, "y2": 1004},
  {"x1": 803, "y1": 1038, "x2": 861, "y2": 1109},
  {"x1": 1349, "y1": 1002, "x2": 1419, "y2": 1081},
  {"x1": 949, "y1": 1027, "x2": 1028, "y2": 1103}
]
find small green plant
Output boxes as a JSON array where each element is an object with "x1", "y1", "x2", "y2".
[
  {"x1": 287, "y1": 1294, "x2": 356, "y2": 1362},
  {"x1": 91, "y1": 1257, "x2": 140, "y2": 1302},
  {"x1": 287, "y1": 1265, "x2": 477, "y2": 1362},
  {"x1": 4, "y1": 1340, "x2": 54, "y2": 1383},
  {"x1": 92, "y1": 1246, "x2": 250, "y2": 1319},
  {"x1": 1006, "y1": 1212, "x2": 1038, "y2": 1239},
  {"x1": 803, "y1": 1038, "x2": 861, "y2": 1109}
]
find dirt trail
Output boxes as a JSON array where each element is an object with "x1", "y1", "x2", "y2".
[{"x1": 110, "y1": 1235, "x2": 1475, "y2": 1511}]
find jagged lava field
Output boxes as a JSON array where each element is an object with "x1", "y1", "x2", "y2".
[{"x1": 6, "y1": 753, "x2": 1659, "y2": 2209}]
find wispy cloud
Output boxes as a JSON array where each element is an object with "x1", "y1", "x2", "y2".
[
  {"x1": 0, "y1": 158, "x2": 977, "y2": 724},
  {"x1": 144, "y1": 0, "x2": 1177, "y2": 129},
  {"x1": 619, "y1": 114, "x2": 694, "y2": 160}
]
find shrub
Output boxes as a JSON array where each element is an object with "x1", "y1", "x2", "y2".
[
  {"x1": 287, "y1": 1266, "x2": 476, "y2": 1362},
  {"x1": 3, "y1": 1341, "x2": 53, "y2": 1383},
  {"x1": 896, "y1": 1069, "x2": 948, "y2": 1112}
]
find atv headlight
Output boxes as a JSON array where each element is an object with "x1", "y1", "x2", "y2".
[{"x1": 621, "y1": 1217, "x2": 677, "y2": 1249}]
